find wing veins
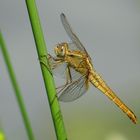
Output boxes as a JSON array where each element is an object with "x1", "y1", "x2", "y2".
[{"x1": 58, "y1": 74, "x2": 88, "y2": 102}]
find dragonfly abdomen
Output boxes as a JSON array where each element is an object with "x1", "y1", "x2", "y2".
[{"x1": 89, "y1": 72, "x2": 137, "y2": 124}]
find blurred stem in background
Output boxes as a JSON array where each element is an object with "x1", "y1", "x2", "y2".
[
  {"x1": 25, "y1": 0, "x2": 67, "y2": 139},
  {"x1": 0, "y1": 123, "x2": 6, "y2": 140},
  {"x1": 0, "y1": 131, "x2": 5, "y2": 140},
  {"x1": 0, "y1": 129, "x2": 6, "y2": 140},
  {"x1": 0, "y1": 31, "x2": 35, "y2": 140}
]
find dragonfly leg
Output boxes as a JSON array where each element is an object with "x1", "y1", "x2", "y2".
[
  {"x1": 66, "y1": 66, "x2": 72, "y2": 83},
  {"x1": 39, "y1": 54, "x2": 64, "y2": 74},
  {"x1": 48, "y1": 54, "x2": 64, "y2": 69},
  {"x1": 48, "y1": 54, "x2": 61, "y2": 61},
  {"x1": 38, "y1": 54, "x2": 53, "y2": 75}
]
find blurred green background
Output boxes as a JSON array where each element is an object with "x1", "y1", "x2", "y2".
[{"x1": 0, "y1": 0, "x2": 140, "y2": 140}]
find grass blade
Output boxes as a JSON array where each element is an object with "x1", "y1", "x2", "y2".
[{"x1": 0, "y1": 31, "x2": 35, "y2": 140}]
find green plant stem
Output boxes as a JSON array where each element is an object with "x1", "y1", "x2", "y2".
[
  {"x1": 0, "y1": 31, "x2": 35, "y2": 140},
  {"x1": 25, "y1": 0, "x2": 67, "y2": 140},
  {"x1": 0, "y1": 123, "x2": 6, "y2": 140},
  {"x1": 0, "y1": 131, "x2": 6, "y2": 140}
]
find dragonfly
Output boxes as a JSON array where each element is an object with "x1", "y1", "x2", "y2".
[{"x1": 48, "y1": 13, "x2": 137, "y2": 124}]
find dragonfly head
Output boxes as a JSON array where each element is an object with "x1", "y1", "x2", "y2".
[{"x1": 54, "y1": 43, "x2": 68, "y2": 57}]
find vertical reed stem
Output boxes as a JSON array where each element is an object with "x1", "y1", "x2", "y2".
[{"x1": 25, "y1": 0, "x2": 67, "y2": 140}]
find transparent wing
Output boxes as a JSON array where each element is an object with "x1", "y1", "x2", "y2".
[
  {"x1": 48, "y1": 54, "x2": 86, "y2": 80},
  {"x1": 69, "y1": 65, "x2": 87, "y2": 81},
  {"x1": 58, "y1": 74, "x2": 88, "y2": 102},
  {"x1": 48, "y1": 54, "x2": 67, "y2": 79},
  {"x1": 60, "y1": 13, "x2": 89, "y2": 55},
  {"x1": 67, "y1": 42, "x2": 79, "y2": 51}
]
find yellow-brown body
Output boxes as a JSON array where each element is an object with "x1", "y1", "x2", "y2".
[{"x1": 55, "y1": 42, "x2": 137, "y2": 124}]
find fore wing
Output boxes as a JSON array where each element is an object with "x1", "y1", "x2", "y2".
[
  {"x1": 60, "y1": 13, "x2": 90, "y2": 57},
  {"x1": 48, "y1": 54, "x2": 67, "y2": 79}
]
